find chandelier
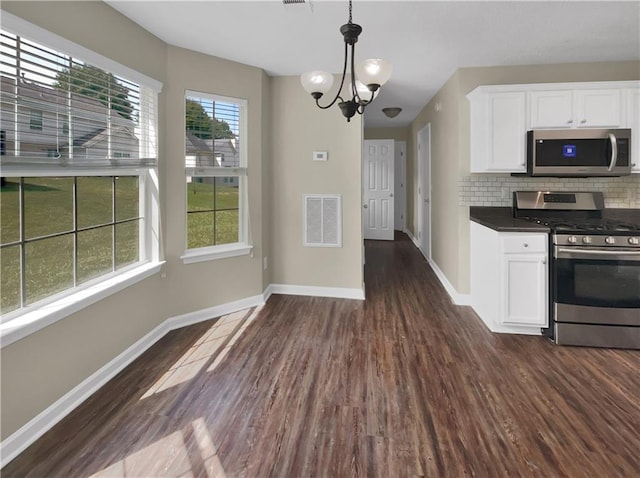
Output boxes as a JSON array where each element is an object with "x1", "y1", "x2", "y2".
[{"x1": 300, "y1": 0, "x2": 392, "y2": 122}]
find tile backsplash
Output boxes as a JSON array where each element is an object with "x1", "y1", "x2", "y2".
[{"x1": 459, "y1": 174, "x2": 640, "y2": 208}]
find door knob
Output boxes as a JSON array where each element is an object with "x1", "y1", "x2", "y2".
[
  {"x1": 363, "y1": 204, "x2": 368, "y2": 208},
  {"x1": 389, "y1": 193, "x2": 393, "y2": 197}
]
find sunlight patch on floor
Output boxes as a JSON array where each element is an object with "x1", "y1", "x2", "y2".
[
  {"x1": 141, "y1": 306, "x2": 262, "y2": 400},
  {"x1": 89, "y1": 418, "x2": 228, "y2": 478}
]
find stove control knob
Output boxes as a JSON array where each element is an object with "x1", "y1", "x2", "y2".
[
  {"x1": 582, "y1": 236, "x2": 592, "y2": 244},
  {"x1": 567, "y1": 236, "x2": 578, "y2": 244},
  {"x1": 605, "y1": 236, "x2": 616, "y2": 244},
  {"x1": 629, "y1": 237, "x2": 639, "y2": 245}
]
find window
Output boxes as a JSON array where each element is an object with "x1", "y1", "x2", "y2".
[
  {"x1": 0, "y1": 17, "x2": 161, "y2": 328},
  {"x1": 29, "y1": 109, "x2": 43, "y2": 130},
  {"x1": 183, "y1": 91, "x2": 249, "y2": 262},
  {"x1": 1, "y1": 176, "x2": 141, "y2": 314}
]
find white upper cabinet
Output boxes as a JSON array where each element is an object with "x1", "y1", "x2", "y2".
[
  {"x1": 529, "y1": 90, "x2": 574, "y2": 128},
  {"x1": 627, "y1": 87, "x2": 640, "y2": 173},
  {"x1": 575, "y1": 89, "x2": 623, "y2": 128},
  {"x1": 468, "y1": 81, "x2": 639, "y2": 173},
  {"x1": 469, "y1": 89, "x2": 527, "y2": 173},
  {"x1": 530, "y1": 88, "x2": 623, "y2": 129}
]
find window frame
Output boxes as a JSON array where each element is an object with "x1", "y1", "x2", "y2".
[
  {"x1": 181, "y1": 90, "x2": 251, "y2": 264},
  {"x1": 29, "y1": 109, "x2": 43, "y2": 131},
  {"x1": 0, "y1": 12, "x2": 163, "y2": 347}
]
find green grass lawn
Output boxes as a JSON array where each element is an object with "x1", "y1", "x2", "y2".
[
  {"x1": 1, "y1": 177, "x2": 140, "y2": 314},
  {"x1": 187, "y1": 179, "x2": 239, "y2": 249},
  {"x1": 1, "y1": 176, "x2": 241, "y2": 315}
]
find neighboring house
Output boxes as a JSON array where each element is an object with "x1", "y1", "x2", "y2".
[
  {"x1": 185, "y1": 132, "x2": 239, "y2": 187},
  {"x1": 205, "y1": 138, "x2": 240, "y2": 168},
  {"x1": 0, "y1": 75, "x2": 138, "y2": 164}
]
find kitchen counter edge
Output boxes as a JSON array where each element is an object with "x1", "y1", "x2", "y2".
[{"x1": 470, "y1": 206, "x2": 551, "y2": 233}]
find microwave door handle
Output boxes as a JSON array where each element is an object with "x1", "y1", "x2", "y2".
[{"x1": 608, "y1": 133, "x2": 618, "y2": 172}]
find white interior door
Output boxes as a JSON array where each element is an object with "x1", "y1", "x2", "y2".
[
  {"x1": 364, "y1": 139, "x2": 394, "y2": 240},
  {"x1": 417, "y1": 125, "x2": 431, "y2": 257},
  {"x1": 394, "y1": 141, "x2": 406, "y2": 231}
]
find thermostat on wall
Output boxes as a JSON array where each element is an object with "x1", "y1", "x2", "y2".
[{"x1": 313, "y1": 151, "x2": 328, "y2": 161}]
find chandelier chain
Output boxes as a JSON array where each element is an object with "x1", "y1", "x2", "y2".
[{"x1": 348, "y1": 0, "x2": 352, "y2": 24}]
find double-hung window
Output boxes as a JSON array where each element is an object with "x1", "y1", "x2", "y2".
[
  {"x1": 182, "y1": 91, "x2": 250, "y2": 263},
  {"x1": 0, "y1": 14, "x2": 162, "y2": 340}
]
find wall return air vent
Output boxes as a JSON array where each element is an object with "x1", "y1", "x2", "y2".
[{"x1": 304, "y1": 194, "x2": 342, "y2": 247}]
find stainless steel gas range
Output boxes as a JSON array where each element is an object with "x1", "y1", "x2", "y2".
[{"x1": 513, "y1": 191, "x2": 640, "y2": 349}]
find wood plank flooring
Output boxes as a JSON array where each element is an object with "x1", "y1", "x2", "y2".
[{"x1": 4, "y1": 233, "x2": 640, "y2": 477}]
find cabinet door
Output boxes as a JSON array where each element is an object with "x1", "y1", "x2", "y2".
[
  {"x1": 501, "y1": 253, "x2": 548, "y2": 327},
  {"x1": 627, "y1": 88, "x2": 640, "y2": 173},
  {"x1": 529, "y1": 90, "x2": 573, "y2": 128},
  {"x1": 575, "y1": 89, "x2": 623, "y2": 128},
  {"x1": 487, "y1": 92, "x2": 526, "y2": 172}
]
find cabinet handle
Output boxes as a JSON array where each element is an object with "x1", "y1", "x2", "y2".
[
  {"x1": 580, "y1": 119, "x2": 587, "y2": 124},
  {"x1": 566, "y1": 119, "x2": 573, "y2": 124},
  {"x1": 523, "y1": 243, "x2": 529, "y2": 248}
]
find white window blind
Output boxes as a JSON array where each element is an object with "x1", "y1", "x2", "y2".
[
  {"x1": 0, "y1": 29, "x2": 158, "y2": 171},
  {"x1": 184, "y1": 91, "x2": 249, "y2": 252},
  {"x1": 185, "y1": 92, "x2": 245, "y2": 173}
]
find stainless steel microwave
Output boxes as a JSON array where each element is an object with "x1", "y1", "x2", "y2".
[{"x1": 526, "y1": 128, "x2": 632, "y2": 177}]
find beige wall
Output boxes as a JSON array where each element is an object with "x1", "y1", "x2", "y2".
[
  {"x1": 0, "y1": 2, "x2": 270, "y2": 440},
  {"x1": 0, "y1": 1, "x2": 169, "y2": 440},
  {"x1": 270, "y1": 76, "x2": 363, "y2": 289},
  {"x1": 409, "y1": 73, "x2": 462, "y2": 286},
  {"x1": 364, "y1": 127, "x2": 410, "y2": 143},
  {"x1": 261, "y1": 71, "x2": 272, "y2": 289},
  {"x1": 161, "y1": 46, "x2": 267, "y2": 318},
  {"x1": 1, "y1": 1, "x2": 365, "y2": 442},
  {"x1": 409, "y1": 61, "x2": 640, "y2": 295}
]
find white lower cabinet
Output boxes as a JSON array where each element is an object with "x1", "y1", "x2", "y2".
[
  {"x1": 501, "y1": 251, "x2": 547, "y2": 327},
  {"x1": 471, "y1": 221, "x2": 548, "y2": 334}
]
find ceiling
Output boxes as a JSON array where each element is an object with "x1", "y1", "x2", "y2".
[{"x1": 105, "y1": 0, "x2": 640, "y2": 128}]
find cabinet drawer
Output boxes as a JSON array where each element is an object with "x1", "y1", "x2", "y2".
[{"x1": 501, "y1": 235, "x2": 547, "y2": 253}]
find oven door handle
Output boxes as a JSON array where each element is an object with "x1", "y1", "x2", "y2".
[
  {"x1": 608, "y1": 133, "x2": 618, "y2": 172},
  {"x1": 555, "y1": 247, "x2": 640, "y2": 261}
]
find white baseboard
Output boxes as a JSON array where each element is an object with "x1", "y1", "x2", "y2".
[
  {"x1": 163, "y1": 294, "x2": 265, "y2": 331},
  {"x1": 0, "y1": 284, "x2": 365, "y2": 466},
  {"x1": 0, "y1": 294, "x2": 265, "y2": 468},
  {"x1": 269, "y1": 283, "x2": 365, "y2": 300},
  {"x1": 426, "y1": 258, "x2": 472, "y2": 306},
  {"x1": 405, "y1": 230, "x2": 471, "y2": 306},
  {"x1": 0, "y1": 321, "x2": 169, "y2": 468}
]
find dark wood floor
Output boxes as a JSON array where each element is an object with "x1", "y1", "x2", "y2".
[{"x1": 4, "y1": 233, "x2": 640, "y2": 477}]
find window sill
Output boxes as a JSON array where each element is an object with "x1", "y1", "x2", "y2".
[
  {"x1": 0, "y1": 262, "x2": 164, "y2": 348},
  {"x1": 181, "y1": 244, "x2": 253, "y2": 264}
]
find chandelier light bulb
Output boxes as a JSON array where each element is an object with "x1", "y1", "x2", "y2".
[
  {"x1": 355, "y1": 80, "x2": 379, "y2": 104},
  {"x1": 299, "y1": 1, "x2": 392, "y2": 122},
  {"x1": 355, "y1": 59, "x2": 393, "y2": 89},
  {"x1": 300, "y1": 71, "x2": 334, "y2": 96}
]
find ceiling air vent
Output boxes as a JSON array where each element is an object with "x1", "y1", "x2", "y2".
[{"x1": 282, "y1": 0, "x2": 305, "y2": 4}]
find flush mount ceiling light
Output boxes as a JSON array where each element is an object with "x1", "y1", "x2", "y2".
[
  {"x1": 382, "y1": 107, "x2": 402, "y2": 118},
  {"x1": 300, "y1": 0, "x2": 392, "y2": 122}
]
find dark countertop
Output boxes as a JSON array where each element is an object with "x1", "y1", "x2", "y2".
[
  {"x1": 470, "y1": 207, "x2": 640, "y2": 232},
  {"x1": 470, "y1": 207, "x2": 550, "y2": 232},
  {"x1": 602, "y1": 208, "x2": 640, "y2": 224}
]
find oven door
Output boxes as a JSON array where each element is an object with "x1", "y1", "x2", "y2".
[{"x1": 553, "y1": 246, "x2": 640, "y2": 326}]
